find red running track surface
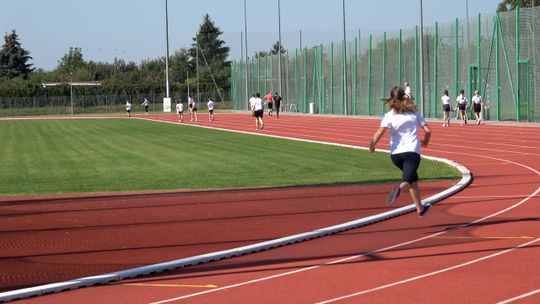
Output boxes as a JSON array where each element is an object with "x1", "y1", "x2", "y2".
[{"x1": 4, "y1": 112, "x2": 540, "y2": 304}]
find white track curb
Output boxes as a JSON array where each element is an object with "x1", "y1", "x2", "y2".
[{"x1": 0, "y1": 118, "x2": 472, "y2": 303}]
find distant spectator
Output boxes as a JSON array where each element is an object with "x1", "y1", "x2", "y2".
[
  {"x1": 141, "y1": 97, "x2": 150, "y2": 115},
  {"x1": 176, "y1": 99, "x2": 184, "y2": 123},
  {"x1": 207, "y1": 97, "x2": 215, "y2": 121},
  {"x1": 126, "y1": 100, "x2": 132, "y2": 117}
]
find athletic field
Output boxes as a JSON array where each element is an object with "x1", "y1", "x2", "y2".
[{"x1": 0, "y1": 117, "x2": 459, "y2": 196}]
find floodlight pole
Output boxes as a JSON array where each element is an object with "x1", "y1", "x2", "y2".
[
  {"x1": 277, "y1": 0, "x2": 283, "y2": 96},
  {"x1": 342, "y1": 0, "x2": 348, "y2": 115},
  {"x1": 164, "y1": 0, "x2": 170, "y2": 98},
  {"x1": 243, "y1": 0, "x2": 249, "y2": 105},
  {"x1": 419, "y1": 0, "x2": 425, "y2": 116}
]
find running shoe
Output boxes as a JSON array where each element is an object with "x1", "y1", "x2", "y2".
[
  {"x1": 387, "y1": 185, "x2": 400, "y2": 205},
  {"x1": 419, "y1": 203, "x2": 432, "y2": 217}
]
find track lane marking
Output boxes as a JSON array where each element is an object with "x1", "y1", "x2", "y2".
[
  {"x1": 315, "y1": 238, "x2": 540, "y2": 304},
  {"x1": 497, "y1": 288, "x2": 540, "y2": 304},
  {"x1": 148, "y1": 148, "x2": 540, "y2": 304},
  {"x1": 123, "y1": 283, "x2": 217, "y2": 289}
]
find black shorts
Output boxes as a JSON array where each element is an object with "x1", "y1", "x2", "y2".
[
  {"x1": 177, "y1": 110, "x2": 183, "y2": 114},
  {"x1": 267, "y1": 102, "x2": 273, "y2": 109},
  {"x1": 443, "y1": 104, "x2": 451, "y2": 112},
  {"x1": 144, "y1": 106, "x2": 148, "y2": 111},
  {"x1": 254, "y1": 109, "x2": 263, "y2": 118},
  {"x1": 390, "y1": 152, "x2": 421, "y2": 184},
  {"x1": 127, "y1": 109, "x2": 131, "y2": 113},
  {"x1": 458, "y1": 103, "x2": 466, "y2": 111},
  {"x1": 209, "y1": 109, "x2": 214, "y2": 114},
  {"x1": 474, "y1": 103, "x2": 481, "y2": 113},
  {"x1": 192, "y1": 107, "x2": 198, "y2": 111}
]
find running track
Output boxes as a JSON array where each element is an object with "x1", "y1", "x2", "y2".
[{"x1": 2, "y1": 113, "x2": 539, "y2": 303}]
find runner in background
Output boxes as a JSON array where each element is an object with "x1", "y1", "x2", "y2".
[
  {"x1": 273, "y1": 92, "x2": 282, "y2": 118},
  {"x1": 265, "y1": 92, "x2": 274, "y2": 116},
  {"x1": 188, "y1": 95, "x2": 194, "y2": 121},
  {"x1": 441, "y1": 89, "x2": 452, "y2": 127},
  {"x1": 176, "y1": 99, "x2": 184, "y2": 123},
  {"x1": 126, "y1": 100, "x2": 132, "y2": 117},
  {"x1": 369, "y1": 86, "x2": 432, "y2": 217},
  {"x1": 472, "y1": 90, "x2": 484, "y2": 125},
  {"x1": 456, "y1": 89, "x2": 468, "y2": 125},
  {"x1": 250, "y1": 92, "x2": 265, "y2": 130},
  {"x1": 141, "y1": 97, "x2": 150, "y2": 115},
  {"x1": 207, "y1": 97, "x2": 215, "y2": 121}
]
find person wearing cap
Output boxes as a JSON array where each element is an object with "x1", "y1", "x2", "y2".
[
  {"x1": 472, "y1": 90, "x2": 484, "y2": 125},
  {"x1": 369, "y1": 86, "x2": 432, "y2": 217}
]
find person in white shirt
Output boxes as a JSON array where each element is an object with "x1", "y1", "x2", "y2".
[
  {"x1": 369, "y1": 86, "x2": 432, "y2": 217},
  {"x1": 126, "y1": 100, "x2": 132, "y2": 117},
  {"x1": 472, "y1": 90, "x2": 484, "y2": 125},
  {"x1": 141, "y1": 97, "x2": 150, "y2": 115},
  {"x1": 249, "y1": 92, "x2": 265, "y2": 130},
  {"x1": 175, "y1": 99, "x2": 184, "y2": 123},
  {"x1": 207, "y1": 97, "x2": 215, "y2": 121},
  {"x1": 456, "y1": 89, "x2": 468, "y2": 125},
  {"x1": 404, "y1": 82, "x2": 413, "y2": 101},
  {"x1": 441, "y1": 89, "x2": 452, "y2": 127}
]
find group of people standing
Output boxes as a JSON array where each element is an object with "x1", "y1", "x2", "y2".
[
  {"x1": 175, "y1": 96, "x2": 216, "y2": 123},
  {"x1": 125, "y1": 96, "x2": 216, "y2": 123},
  {"x1": 249, "y1": 91, "x2": 283, "y2": 130},
  {"x1": 125, "y1": 97, "x2": 150, "y2": 117},
  {"x1": 441, "y1": 89, "x2": 484, "y2": 127}
]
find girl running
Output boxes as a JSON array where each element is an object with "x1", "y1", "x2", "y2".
[{"x1": 369, "y1": 86, "x2": 432, "y2": 217}]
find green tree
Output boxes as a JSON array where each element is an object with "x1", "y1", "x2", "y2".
[
  {"x1": 0, "y1": 30, "x2": 34, "y2": 80},
  {"x1": 189, "y1": 14, "x2": 230, "y2": 97},
  {"x1": 57, "y1": 47, "x2": 86, "y2": 72},
  {"x1": 497, "y1": 0, "x2": 540, "y2": 11}
]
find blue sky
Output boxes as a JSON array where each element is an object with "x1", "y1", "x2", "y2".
[{"x1": 0, "y1": 0, "x2": 501, "y2": 70}]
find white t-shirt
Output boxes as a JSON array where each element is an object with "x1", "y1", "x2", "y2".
[
  {"x1": 405, "y1": 86, "x2": 412, "y2": 99},
  {"x1": 380, "y1": 109, "x2": 426, "y2": 155},
  {"x1": 472, "y1": 95, "x2": 482, "y2": 104},
  {"x1": 176, "y1": 103, "x2": 183, "y2": 113},
  {"x1": 457, "y1": 94, "x2": 467, "y2": 105},
  {"x1": 207, "y1": 100, "x2": 215, "y2": 110},
  {"x1": 441, "y1": 95, "x2": 450, "y2": 105},
  {"x1": 250, "y1": 97, "x2": 264, "y2": 111},
  {"x1": 126, "y1": 102, "x2": 131, "y2": 111}
]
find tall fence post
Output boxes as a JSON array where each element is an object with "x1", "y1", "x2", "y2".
[
  {"x1": 433, "y1": 22, "x2": 438, "y2": 118},
  {"x1": 368, "y1": 34, "x2": 372, "y2": 116}
]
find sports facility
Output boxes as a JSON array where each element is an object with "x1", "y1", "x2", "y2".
[{"x1": 1, "y1": 1, "x2": 540, "y2": 304}]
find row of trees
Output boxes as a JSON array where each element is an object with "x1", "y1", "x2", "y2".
[
  {"x1": 0, "y1": 14, "x2": 230, "y2": 99},
  {"x1": 1, "y1": 1, "x2": 537, "y2": 100}
]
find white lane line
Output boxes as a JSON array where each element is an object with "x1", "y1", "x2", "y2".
[
  {"x1": 497, "y1": 288, "x2": 540, "y2": 304},
  {"x1": 315, "y1": 238, "x2": 540, "y2": 304},
  {"x1": 151, "y1": 185, "x2": 540, "y2": 304},
  {"x1": 313, "y1": 155, "x2": 540, "y2": 303},
  {"x1": 150, "y1": 149, "x2": 540, "y2": 304}
]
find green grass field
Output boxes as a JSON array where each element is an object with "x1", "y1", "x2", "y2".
[{"x1": 0, "y1": 118, "x2": 460, "y2": 196}]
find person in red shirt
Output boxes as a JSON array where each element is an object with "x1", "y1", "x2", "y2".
[{"x1": 265, "y1": 92, "x2": 274, "y2": 116}]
